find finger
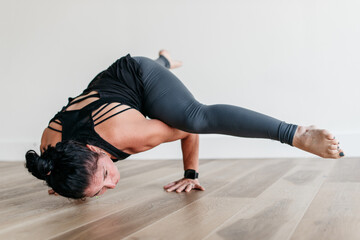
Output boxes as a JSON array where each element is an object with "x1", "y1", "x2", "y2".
[
  {"x1": 48, "y1": 189, "x2": 55, "y2": 195},
  {"x1": 163, "y1": 182, "x2": 177, "y2": 189},
  {"x1": 176, "y1": 184, "x2": 188, "y2": 193},
  {"x1": 166, "y1": 182, "x2": 183, "y2": 192},
  {"x1": 195, "y1": 184, "x2": 205, "y2": 191},
  {"x1": 185, "y1": 184, "x2": 193, "y2": 192}
]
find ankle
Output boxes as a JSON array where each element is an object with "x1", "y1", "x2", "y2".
[
  {"x1": 292, "y1": 125, "x2": 306, "y2": 148},
  {"x1": 159, "y1": 55, "x2": 171, "y2": 68}
]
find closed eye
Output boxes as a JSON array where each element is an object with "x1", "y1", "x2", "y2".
[{"x1": 92, "y1": 168, "x2": 106, "y2": 198}]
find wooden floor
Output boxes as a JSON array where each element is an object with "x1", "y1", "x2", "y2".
[{"x1": 1, "y1": 158, "x2": 360, "y2": 240}]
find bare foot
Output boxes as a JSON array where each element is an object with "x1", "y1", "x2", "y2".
[
  {"x1": 159, "y1": 49, "x2": 183, "y2": 69},
  {"x1": 292, "y1": 125, "x2": 345, "y2": 159}
]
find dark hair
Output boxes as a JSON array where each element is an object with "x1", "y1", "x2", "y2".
[{"x1": 25, "y1": 140, "x2": 99, "y2": 199}]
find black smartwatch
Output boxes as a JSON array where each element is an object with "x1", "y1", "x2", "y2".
[{"x1": 184, "y1": 169, "x2": 199, "y2": 179}]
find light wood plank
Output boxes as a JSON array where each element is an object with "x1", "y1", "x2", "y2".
[
  {"x1": 290, "y1": 158, "x2": 360, "y2": 240},
  {"x1": 204, "y1": 159, "x2": 334, "y2": 240},
  {"x1": 327, "y1": 158, "x2": 360, "y2": 182},
  {"x1": 124, "y1": 159, "x2": 293, "y2": 240},
  {"x1": 0, "y1": 160, "x2": 159, "y2": 201},
  {"x1": 0, "y1": 160, "x2": 177, "y2": 208},
  {"x1": 0, "y1": 160, "x2": 220, "y2": 239},
  {"x1": 210, "y1": 159, "x2": 295, "y2": 198},
  {"x1": 0, "y1": 160, "x2": 180, "y2": 229},
  {"x1": 0, "y1": 161, "x2": 23, "y2": 169},
  {"x1": 1, "y1": 158, "x2": 359, "y2": 240},
  {"x1": 49, "y1": 160, "x2": 262, "y2": 240}
]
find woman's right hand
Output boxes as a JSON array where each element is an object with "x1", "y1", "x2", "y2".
[{"x1": 163, "y1": 178, "x2": 205, "y2": 193}]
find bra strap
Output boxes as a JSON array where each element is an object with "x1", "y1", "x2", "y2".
[
  {"x1": 92, "y1": 103, "x2": 110, "y2": 119},
  {"x1": 93, "y1": 103, "x2": 123, "y2": 123},
  {"x1": 67, "y1": 93, "x2": 100, "y2": 107},
  {"x1": 94, "y1": 107, "x2": 132, "y2": 127},
  {"x1": 47, "y1": 126, "x2": 62, "y2": 133}
]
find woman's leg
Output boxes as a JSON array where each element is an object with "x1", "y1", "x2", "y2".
[
  {"x1": 132, "y1": 53, "x2": 343, "y2": 158},
  {"x1": 134, "y1": 55, "x2": 296, "y2": 145},
  {"x1": 155, "y1": 55, "x2": 171, "y2": 68}
]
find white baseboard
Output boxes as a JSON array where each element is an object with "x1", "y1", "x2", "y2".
[{"x1": 1, "y1": 132, "x2": 358, "y2": 162}]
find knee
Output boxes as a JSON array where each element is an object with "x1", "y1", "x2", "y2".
[{"x1": 183, "y1": 104, "x2": 210, "y2": 133}]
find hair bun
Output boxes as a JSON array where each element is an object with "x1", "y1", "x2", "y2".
[{"x1": 25, "y1": 150, "x2": 53, "y2": 180}]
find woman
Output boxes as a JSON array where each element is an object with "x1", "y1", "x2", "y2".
[{"x1": 25, "y1": 50, "x2": 344, "y2": 199}]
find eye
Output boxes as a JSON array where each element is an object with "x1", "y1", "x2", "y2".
[{"x1": 105, "y1": 170, "x2": 108, "y2": 178}]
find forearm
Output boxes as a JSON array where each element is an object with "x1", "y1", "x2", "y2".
[
  {"x1": 164, "y1": 133, "x2": 205, "y2": 193},
  {"x1": 181, "y1": 133, "x2": 199, "y2": 171}
]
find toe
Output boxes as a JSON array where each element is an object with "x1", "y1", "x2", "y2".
[
  {"x1": 333, "y1": 149, "x2": 345, "y2": 159},
  {"x1": 328, "y1": 149, "x2": 338, "y2": 155},
  {"x1": 159, "y1": 49, "x2": 168, "y2": 56},
  {"x1": 339, "y1": 150, "x2": 345, "y2": 157},
  {"x1": 329, "y1": 144, "x2": 338, "y2": 150},
  {"x1": 321, "y1": 129, "x2": 334, "y2": 140},
  {"x1": 171, "y1": 60, "x2": 183, "y2": 68},
  {"x1": 326, "y1": 149, "x2": 341, "y2": 159}
]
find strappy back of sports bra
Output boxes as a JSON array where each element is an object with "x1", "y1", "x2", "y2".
[{"x1": 47, "y1": 91, "x2": 132, "y2": 161}]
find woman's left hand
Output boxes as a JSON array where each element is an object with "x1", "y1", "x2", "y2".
[{"x1": 163, "y1": 178, "x2": 205, "y2": 193}]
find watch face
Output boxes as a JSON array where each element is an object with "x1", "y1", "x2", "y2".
[{"x1": 184, "y1": 169, "x2": 197, "y2": 179}]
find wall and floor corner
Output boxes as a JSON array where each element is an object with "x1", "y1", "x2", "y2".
[
  {"x1": 0, "y1": 133, "x2": 359, "y2": 161},
  {"x1": 1, "y1": 0, "x2": 359, "y2": 161}
]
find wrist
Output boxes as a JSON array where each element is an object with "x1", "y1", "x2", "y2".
[{"x1": 184, "y1": 169, "x2": 199, "y2": 179}]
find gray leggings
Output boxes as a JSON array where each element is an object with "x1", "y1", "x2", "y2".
[{"x1": 133, "y1": 56, "x2": 297, "y2": 146}]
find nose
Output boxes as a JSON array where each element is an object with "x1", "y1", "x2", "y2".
[
  {"x1": 104, "y1": 178, "x2": 116, "y2": 189},
  {"x1": 105, "y1": 182, "x2": 116, "y2": 189}
]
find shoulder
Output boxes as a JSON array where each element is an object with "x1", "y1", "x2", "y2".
[
  {"x1": 40, "y1": 127, "x2": 61, "y2": 153},
  {"x1": 94, "y1": 108, "x2": 149, "y2": 153}
]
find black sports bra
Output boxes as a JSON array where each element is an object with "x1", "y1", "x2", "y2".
[{"x1": 47, "y1": 54, "x2": 145, "y2": 161}]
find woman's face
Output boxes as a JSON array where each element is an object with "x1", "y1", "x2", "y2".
[{"x1": 85, "y1": 152, "x2": 120, "y2": 198}]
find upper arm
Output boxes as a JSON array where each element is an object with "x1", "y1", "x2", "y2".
[{"x1": 131, "y1": 119, "x2": 189, "y2": 152}]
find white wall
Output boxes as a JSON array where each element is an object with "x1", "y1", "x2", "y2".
[{"x1": 1, "y1": 0, "x2": 359, "y2": 161}]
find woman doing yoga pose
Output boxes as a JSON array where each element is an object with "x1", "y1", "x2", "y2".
[{"x1": 25, "y1": 50, "x2": 344, "y2": 199}]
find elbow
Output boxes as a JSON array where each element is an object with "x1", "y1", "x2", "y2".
[
  {"x1": 130, "y1": 137, "x2": 160, "y2": 153},
  {"x1": 132, "y1": 143, "x2": 157, "y2": 153}
]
